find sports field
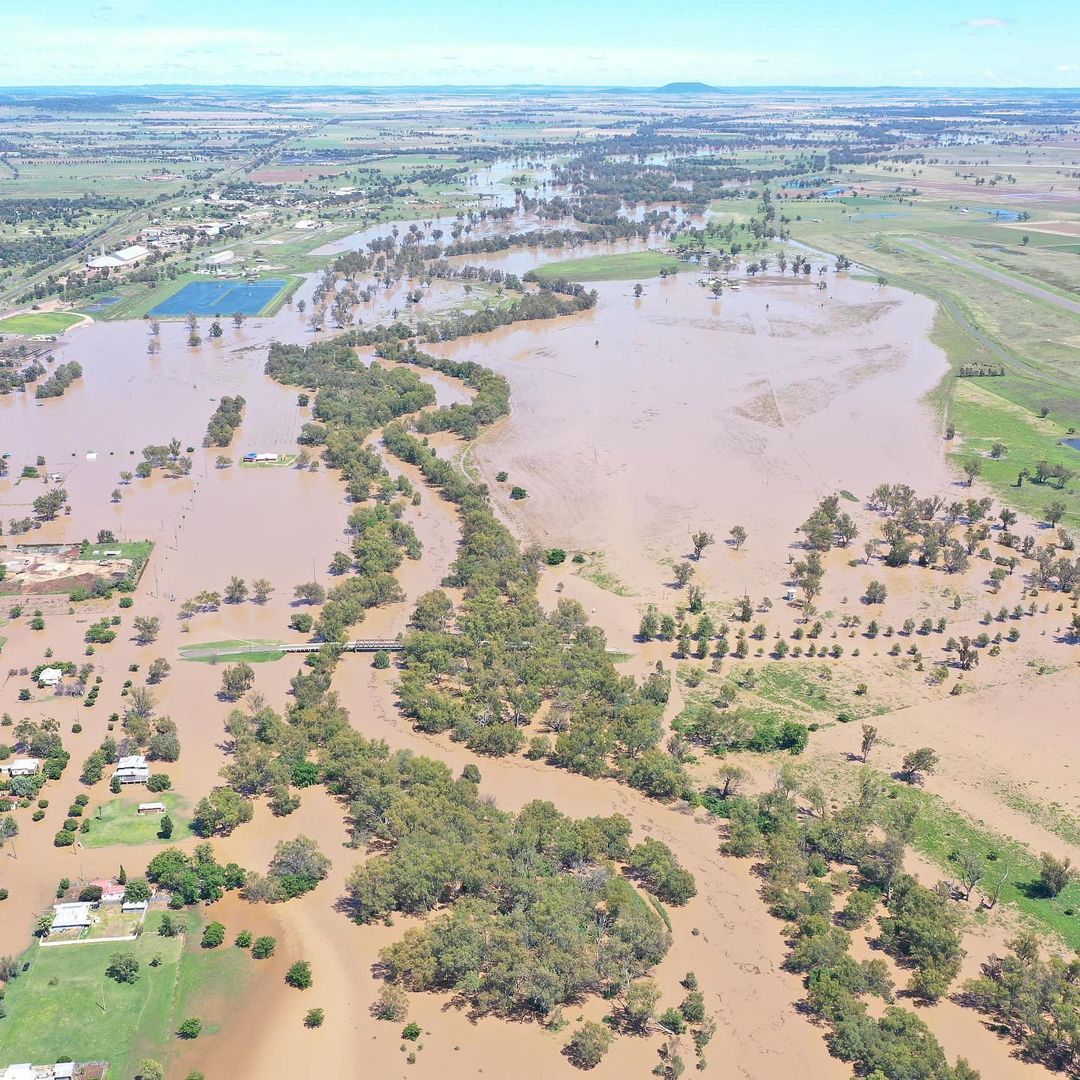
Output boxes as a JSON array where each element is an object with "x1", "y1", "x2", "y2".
[
  {"x1": 148, "y1": 277, "x2": 289, "y2": 318},
  {"x1": 0, "y1": 311, "x2": 82, "y2": 335}
]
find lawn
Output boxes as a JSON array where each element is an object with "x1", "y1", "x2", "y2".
[
  {"x1": 0, "y1": 311, "x2": 82, "y2": 335},
  {"x1": 179, "y1": 639, "x2": 286, "y2": 663},
  {"x1": 78, "y1": 540, "x2": 154, "y2": 563},
  {"x1": 0, "y1": 911, "x2": 250, "y2": 1075},
  {"x1": 82, "y1": 794, "x2": 194, "y2": 848},
  {"x1": 885, "y1": 781, "x2": 1080, "y2": 951},
  {"x1": 949, "y1": 380, "x2": 1080, "y2": 528},
  {"x1": 529, "y1": 250, "x2": 689, "y2": 282}
]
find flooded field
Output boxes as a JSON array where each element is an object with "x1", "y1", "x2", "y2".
[{"x1": 436, "y1": 272, "x2": 948, "y2": 602}]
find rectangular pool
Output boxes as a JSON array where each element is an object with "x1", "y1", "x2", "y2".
[{"x1": 149, "y1": 278, "x2": 289, "y2": 318}]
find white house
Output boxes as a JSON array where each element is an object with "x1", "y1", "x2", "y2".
[
  {"x1": 4, "y1": 758, "x2": 40, "y2": 778},
  {"x1": 1, "y1": 1063, "x2": 76, "y2": 1080},
  {"x1": 37, "y1": 667, "x2": 63, "y2": 688},
  {"x1": 51, "y1": 902, "x2": 92, "y2": 932},
  {"x1": 112, "y1": 755, "x2": 149, "y2": 784}
]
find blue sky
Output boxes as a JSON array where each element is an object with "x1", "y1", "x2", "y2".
[{"x1": 4, "y1": 0, "x2": 1079, "y2": 87}]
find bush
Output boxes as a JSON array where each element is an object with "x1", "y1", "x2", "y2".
[
  {"x1": 286, "y1": 961, "x2": 313, "y2": 989},
  {"x1": 252, "y1": 935, "x2": 276, "y2": 959},
  {"x1": 201, "y1": 922, "x2": 225, "y2": 949},
  {"x1": 546, "y1": 548, "x2": 567, "y2": 565},
  {"x1": 402, "y1": 1022, "x2": 421, "y2": 1041},
  {"x1": 304, "y1": 1008, "x2": 325, "y2": 1028},
  {"x1": 290, "y1": 612, "x2": 314, "y2": 633},
  {"x1": 235, "y1": 930, "x2": 253, "y2": 948},
  {"x1": 373, "y1": 650, "x2": 391, "y2": 669},
  {"x1": 177, "y1": 1018, "x2": 202, "y2": 1039},
  {"x1": 564, "y1": 1021, "x2": 612, "y2": 1069}
]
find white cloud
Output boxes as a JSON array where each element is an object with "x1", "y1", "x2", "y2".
[{"x1": 962, "y1": 17, "x2": 1014, "y2": 28}]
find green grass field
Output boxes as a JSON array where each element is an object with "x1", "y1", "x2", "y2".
[
  {"x1": 83, "y1": 794, "x2": 194, "y2": 848},
  {"x1": 78, "y1": 540, "x2": 154, "y2": 562},
  {"x1": 179, "y1": 639, "x2": 286, "y2": 663},
  {"x1": 887, "y1": 781, "x2": 1080, "y2": 951},
  {"x1": 0, "y1": 911, "x2": 250, "y2": 1074},
  {"x1": 949, "y1": 381, "x2": 1080, "y2": 528},
  {"x1": 529, "y1": 250, "x2": 689, "y2": 282},
  {"x1": 0, "y1": 311, "x2": 83, "y2": 335}
]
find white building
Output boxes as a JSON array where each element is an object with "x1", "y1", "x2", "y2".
[
  {"x1": 37, "y1": 667, "x2": 63, "y2": 688},
  {"x1": 1, "y1": 1063, "x2": 77, "y2": 1080},
  {"x1": 112, "y1": 755, "x2": 149, "y2": 784},
  {"x1": 203, "y1": 249, "x2": 236, "y2": 268},
  {"x1": 86, "y1": 244, "x2": 150, "y2": 271},
  {"x1": 3, "y1": 758, "x2": 40, "y2": 778},
  {"x1": 51, "y1": 902, "x2": 92, "y2": 931}
]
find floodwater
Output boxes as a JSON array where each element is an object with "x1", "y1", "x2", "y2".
[
  {"x1": 1, "y1": 197, "x2": 1034, "y2": 1080},
  {"x1": 432, "y1": 272, "x2": 948, "y2": 604}
]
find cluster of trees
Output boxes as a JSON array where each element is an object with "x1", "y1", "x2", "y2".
[
  {"x1": 145, "y1": 843, "x2": 246, "y2": 905},
  {"x1": 204, "y1": 394, "x2": 245, "y2": 447},
  {"x1": 244, "y1": 835, "x2": 331, "y2": 902},
  {"x1": 365, "y1": 799, "x2": 680, "y2": 1017},
  {"x1": 719, "y1": 770, "x2": 979, "y2": 1078},
  {"x1": 964, "y1": 932, "x2": 1080, "y2": 1072},
  {"x1": 34, "y1": 361, "x2": 82, "y2": 400},
  {"x1": 135, "y1": 438, "x2": 192, "y2": 480},
  {"x1": 382, "y1": 368, "x2": 692, "y2": 797},
  {"x1": 32, "y1": 486, "x2": 67, "y2": 521}
]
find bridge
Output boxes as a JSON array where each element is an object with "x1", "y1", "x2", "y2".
[
  {"x1": 280, "y1": 639, "x2": 403, "y2": 654},
  {"x1": 179, "y1": 638, "x2": 403, "y2": 662}
]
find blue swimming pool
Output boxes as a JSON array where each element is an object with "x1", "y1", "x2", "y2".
[{"x1": 149, "y1": 278, "x2": 288, "y2": 318}]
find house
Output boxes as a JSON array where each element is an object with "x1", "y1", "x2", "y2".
[
  {"x1": 138, "y1": 802, "x2": 166, "y2": 815},
  {"x1": 3, "y1": 758, "x2": 40, "y2": 778},
  {"x1": 1, "y1": 1062, "x2": 78, "y2": 1080},
  {"x1": 243, "y1": 452, "x2": 279, "y2": 463},
  {"x1": 51, "y1": 902, "x2": 92, "y2": 931},
  {"x1": 85, "y1": 244, "x2": 150, "y2": 272},
  {"x1": 87, "y1": 879, "x2": 126, "y2": 903},
  {"x1": 37, "y1": 667, "x2": 63, "y2": 688},
  {"x1": 122, "y1": 899, "x2": 149, "y2": 915},
  {"x1": 112, "y1": 755, "x2": 149, "y2": 784}
]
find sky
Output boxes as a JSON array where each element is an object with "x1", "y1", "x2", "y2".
[{"x1": 4, "y1": 0, "x2": 1080, "y2": 88}]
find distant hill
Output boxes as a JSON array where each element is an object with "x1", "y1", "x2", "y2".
[{"x1": 654, "y1": 82, "x2": 721, "y2": 94}]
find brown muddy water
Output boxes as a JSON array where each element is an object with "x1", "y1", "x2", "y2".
[{"x1": 0, "y1": 227, "x2": 1011, "y2": 1080}]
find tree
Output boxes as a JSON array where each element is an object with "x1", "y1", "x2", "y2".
[
  {"x1": 106, "y1": 951, "x2": 140, "y2": 983},
  {"x1": 224, "y1": 576, "x2": 248, "y2": 604},
  {"x1": 294, "y1": 581, "x2": 326, "y2": 605},
  {"x1": 639, "y1": 606, "x2": 660, "y2": 641},
  {"x1": 201, "y1": 922, "x2": 226, "y2": 948},
  {"x1": 0, "y1": 815, "x2": 18, "y2": 857},
  {"x1": 673, "y1": 562, "x2": 694, "y2": 588},
  {"x1": 304, "y1": 1008, "x2": 325, "y2": 1028},
  {"x1": 565, "y1": 1022, "x2": 613, "y2": 1069},
  {"x1": 177, "y1": 1017, "x2": 203, "y2": 1038},
  {"x1": 252, "y1": 935, "x2": 277, "y2": 959},
  {"x1": 729, "y1": 525, "x2": 747, "y2": 550},
  {"x1": 133, "y1": 616, "x2": 160, "y2": 645},
  {"x1": 147, "y1": 657, "x2": 171, "y2": 684},
  {"x1": 623, "y1": 979, "x2": 660, "y2": 1032},
  {"x1": 633, "y1": 283, "x2": 644, "y2": 298},
  {"x1": 1044, "y1": 500, "x2": 1067, "y2": 526},
  {"x1": 962, "y1": 458, "x2": 982, "y2": 486},
  {"x1": 713, "y1": 763, "x2": 747, "y2": 799},
  {"x1": 374, "y1": 982, "x2": 409, "y2": 1021},
  {"x1": 957, "y1": 850, "x2": 984, "y2": 901},
  {"x1": 1038, "y1": 852, "x2": 1073, "y2": 897},
  {"x1": 136, "y1": 1061, "x2": 163, "y2": 1080},
  {"x1": 286, "y1": 960, "x2": 313, "y2": 989},
  {"x1": 158, "y1": 814, "x2": 174, "y2": 840},
  {"x1": 956, "y1": 636, "x2": 979, "y2": 670},
  {"x1": 691, "y1": 531, "x2": 714, "y2": 560},
  {"x1": 864, "y1": 580, "x2": 887, "y2": 604},
  {"x1": 860, "y1": 724, "x2": 879, "y2": 763},
  {"x1": 123, "y1": 879, "x2": 151, "y2": 904},
  {"x1": 193, "y1": 787, "x2": 253, "y2": 836},
  {"x1": 252, "y1": 578, "x2": 274, "y2": 604},
  {"x1": 220, "y1": 662, "x2": 255, "y2": 701},
  {"x1": 900, "y1": 747, "x2": 939, "y2": 784}
]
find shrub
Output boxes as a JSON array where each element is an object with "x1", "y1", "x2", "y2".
[
  {"x1": 304, "y1": 1008, "x2": 325, "y2": 1028},
  {"x1": 286, "y1": 961, "x2": 313, "y2": 989},
  {"x1": 201, "y1": 922, "x2": 225, "y2": 949},
  {"x1": 402, "y1": 1022, "x2": 421, "y2": 1041},
  {"x1": 177, "y1": 1018, "x2": 202, "y2": 1039},
  {"x1": 235, "y1": 930, "x2": 253, "y2": 948},
  {"x1": 252, "y1": 935, "x2": 276, "y2": 959},
  {"x1": 564, "y1": 1021, "x2": 612, "y2": 1069},
  {"x1": 546, "y1": 548, "x2": 567, "y2": 565},
  {"x1": 373, "y1": 650, "x2": 391, "y2": 669}
]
